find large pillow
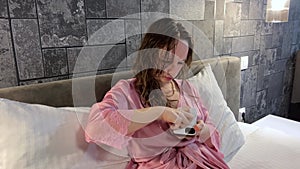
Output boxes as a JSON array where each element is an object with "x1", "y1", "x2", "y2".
[
  {"x1": 0, "y1": 98, "x2": 129, "y2": 169},
  {"x1": 187, "y1": 64, "x2": 245, "y2": 162}
]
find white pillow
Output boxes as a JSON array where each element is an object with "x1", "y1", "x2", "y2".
[
  {"x1": 187, "y1": 64, "x2": 245, "y2": 162},
  {"x1": 0, "y1": 98, "x2": 129, "y2": 169}
]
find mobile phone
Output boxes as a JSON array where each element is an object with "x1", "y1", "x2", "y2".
[
  {"x1": 172, "y1": 127, "x2": 196, "y2": 136},
  {"x1": 172, "y1": 108, "x2": 197, "y2": 136}
]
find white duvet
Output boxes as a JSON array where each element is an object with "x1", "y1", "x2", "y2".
[{"x1": 228, "y1": 122, "x2": 300, "y2": 169}]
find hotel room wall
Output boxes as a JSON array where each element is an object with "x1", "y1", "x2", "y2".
[{"x1": 0, "y1": 0, "x2": 299, "y2": 123}]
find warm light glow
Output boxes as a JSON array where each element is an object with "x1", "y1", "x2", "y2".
[
  {"x1": 271, "y1": 0, "x2": 287, "y2": 11},
  {"x1": 266, "y1": 0, "x2": 290, "y2": 23}
]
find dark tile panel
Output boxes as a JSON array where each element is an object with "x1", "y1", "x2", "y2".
[
  {"x1": 267, "y1": 72, "x2": 283, "y2": 101},
  {"x1": 9, "y1": 0, "x2": 36, "y2": 18},
  {"x1": 87, "y1": 19, "x2": 125, "y2": 45},
  {"x1": 43, "y1": 48, "x2": 68, "y2": 77},
  {"x1": 256, "y1": 89, "x2": 267, "y2": 113},
  {"x1": 67, "y1": 46, "x2": 101, "y2": 74},
  {"x1": 106, "y1": 0, "x2": 140, "y2": 18},
  {"x1": 125, "y1": 20, "x2": 141, "y2": 62},
  {"x1": 101, "y1": 44, "x2": 126, "y2": 69},
  {"x1": 262, "y1": 48, "x2": 277, "y2": 76},
  {"x1": 85, "y1": 0, "x2": 105, "y2": 18},
  {"x1": 37, "y1": 0, "x2": 87, "y2": 47},
  {"x1": 11, "y1": 19, "x2": 44, "y2": 80},
  {"x1": 0, "y1": 0, "x2": 8, "y2": 18},
  {"x1": 0, "y1": 19, "x2": 18, "y2": 88},
  {"x1": 240, "y1": 66, "x2": 258, "y2": 107}
]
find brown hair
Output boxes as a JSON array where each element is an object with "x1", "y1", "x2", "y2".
[{"x1": 132, "y1": 18, "x2": 194, "y2": 107}]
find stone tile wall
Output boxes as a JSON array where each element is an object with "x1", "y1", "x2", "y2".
[{"x1": 0, "y1": 0, "x2": 300, "y2": 123}]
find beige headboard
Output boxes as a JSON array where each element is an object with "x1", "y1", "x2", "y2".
[{"x1": 0, "y1": 56, "x2": 241, "y2": 119}]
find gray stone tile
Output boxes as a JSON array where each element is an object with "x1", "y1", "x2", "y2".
[
  {"x1": 140, "y1": 0, "x2": 169, "y2": 31},
  {"x1": 11, "y1": 19, "x2": 44, "y2": 80},
  {"x1": 292, "y1": 20, "x2": 300, "y2": 45},
  {"x1": 249, "y1": 0, "x2": 263, "y2": 19},
  {"x1": 85, "y1": 0, "x2": 105, "y2": 18},
  {"x1": 273, "y1": 59, "x2": 286, "y2": 73},
  {"x1": 241, "y1": 66, "x2": 258, "y2": 107},
  {"x1": 126, "y1": 35, "x2": 141, "y2": 66},
  {"x1": 19, "y1": 76, "x2": 69, "y2": 85},
  {"x1": 67, "y1": 46, "x2": 105, "y2": 73},
  {"x1": 193, "y1": 20, "x2": 214, "y2": 43},
  {"x1": 125, "y1": 20, "x2": 141, "y2": 60},
  {"x1": 281, "y1": 30, "x2": 292, "y2": 59},
  {"x1": 267, "y1": 72, "x2": 283, "y2": 100},
  {"x1": 224, "y1": 2, "x2": 241, "y2": 37},
  {"x1": 101, "y1": 44, "x2": 126, "y2": 69},
  {"x1": 214, "y1": 20, "x2": 224, "y2": 56},
  {"x1": 87, "y1": 19, "x2": 125, "y2": 45},
  {"x1": 253, "y1": 21, "x2": 262, "y2": 50},
  {"x1": 256, "y1": 64, "x2": 265, "y2": 91},
  {"x1": 43, "y1": 48, "x2": 68, "y2": 77},
  {"x1": 141, "y1": 0, "x2": 169, "y2": 13},
  {"x1": 260, "y1": 22, "x2": 273, "y2": 35},
  {"x1": 256, "y1": 89, "x2": 267, "y2": 113},
  {"x1": 263, "y1": 48, "x2": 277, "y2": 76},
  {"x1": 267, "y1": 96, "x2": 283, "y2": 116},
  {"x1": 232, "y1": 36, "x2": 254, "y2": 53},
  {"x1": 9, "y1": 0, "x2": 36, "y2": 18},
  {"x1": 223, "y1": 37, "x2": 232, "y2": 54},
  {"x1": 170, "y1": 0, "x2": 204, "y2": 20},
  {"x1": 240, "y1": 20, "x2": 256, "y2": 36},
  {"x1": 192, "y1": 20, "x2": 214, "y2": 59},
  {"x1": 272, "y1": 24, "x2": 284, "y2": 48},
  {"x1": 0, "y1": 19, "x2": 18, "y2": 88},
  {"x1": 125, "y1": 19, "x2": 141, "y2": 39},
  {"x1": 0, "y1": 0, "x2": 8, "y2": 18},
  {"x1": 37, "y1": 0, "x2": 87, "y2": 47},
  {"x1": 264, "y1": 34, "x2": 273, "y2": 49},
  {"x1": 215, "y1": 0, "x2": 225, "y2": 20},
  {"x1": 282, "y1": 58, "x2": 294, "y2": 96},
  {"x1": 106, "y1": 0, "x2": 140, "y2": 18},
  {"x1": 241, "y1": 0, "x2": 249, "y2": 19},
  {"x1": 204, "y1": 0, "x2": 215, "y2": 20}
]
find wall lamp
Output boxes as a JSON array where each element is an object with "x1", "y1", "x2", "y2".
[{"x1": 266, "y1": 0, "x2": 290, "y2": 23}]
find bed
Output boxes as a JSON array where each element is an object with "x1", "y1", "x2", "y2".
[{"x1": 1, "y1": 56, "x2": 300, "y2": 169}]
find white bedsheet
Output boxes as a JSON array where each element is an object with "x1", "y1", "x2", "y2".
[{"x1": 228, "y1": 121, "x2": 300, "y2": 169}]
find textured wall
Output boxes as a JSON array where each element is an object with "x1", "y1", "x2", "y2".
[{"x1": 0, "y1": 0, "x2": 300, "y2": 123}]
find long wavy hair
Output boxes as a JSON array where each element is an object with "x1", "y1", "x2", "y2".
[{"x1": 132, "y1": 18, "x2": 194, "y2": 107}]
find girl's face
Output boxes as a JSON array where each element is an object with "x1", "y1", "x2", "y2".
[{"x1": 157, "y1": 40, "x2": 189, "y2": 84}]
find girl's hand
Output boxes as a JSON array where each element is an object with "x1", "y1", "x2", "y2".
[
  {"x1": 194, "y1": 120, "x2": 210, "y2": 142},
  {"x1": 160, "y1": 107, "x2": 194, "y2": 129}
]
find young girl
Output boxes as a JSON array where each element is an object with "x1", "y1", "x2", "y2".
[{"x1": 85, "y1": 18, "x2": 229, "y2": 169}]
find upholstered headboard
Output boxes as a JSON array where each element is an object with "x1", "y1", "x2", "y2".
[{"x1": 0, "y1": 56, "x2": 240, "y2": 119}]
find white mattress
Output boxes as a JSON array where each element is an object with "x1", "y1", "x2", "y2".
[{"x1": 228, "y1": 117, "x2": 300, "y2": 169}]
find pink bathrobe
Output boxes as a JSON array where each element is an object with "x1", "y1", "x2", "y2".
[{"x1": 85, "y1": 79, "x2": 229, "y2": 169}]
